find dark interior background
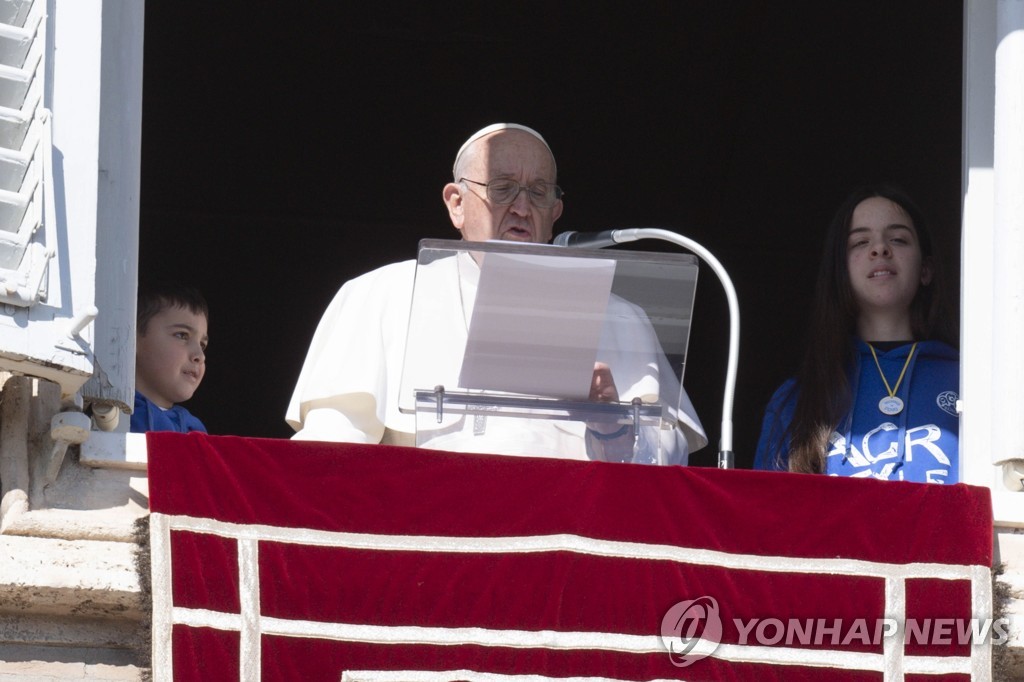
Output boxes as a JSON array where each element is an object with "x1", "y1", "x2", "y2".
[{"x1": 139, "y1": 1, "x2": 963, "y2": 467}]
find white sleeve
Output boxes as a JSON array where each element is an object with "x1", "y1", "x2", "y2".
[
  {"x1": 286, "y1": 263, "x2": 413, "y2": 443},
  {"x1": 597, "y1": 295, "x2": 707, "y2": 464},
  {"x1": 291, "y1": 407, "x2": 381, "y2": 443}
]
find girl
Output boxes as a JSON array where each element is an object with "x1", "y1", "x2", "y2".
[{"x1": 754, "y1": 185, "x2": 959, "y2": 483}]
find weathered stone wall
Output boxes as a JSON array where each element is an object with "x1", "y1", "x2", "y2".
[{"x1": 0, "y1": 427, "x2": 147, "y2": 681}]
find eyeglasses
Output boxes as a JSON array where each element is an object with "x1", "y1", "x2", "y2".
[{"x1": 459, "y1": 177, "x2": 564, "y2": 209}]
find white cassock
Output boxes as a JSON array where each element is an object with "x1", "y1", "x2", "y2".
[{"x1": 286, "y1": 253, "x2": 706, "y2": 465}]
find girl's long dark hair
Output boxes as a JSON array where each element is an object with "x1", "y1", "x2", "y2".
[{"x1": 784, "y1": 184, "x2": 956, "y2": 474}]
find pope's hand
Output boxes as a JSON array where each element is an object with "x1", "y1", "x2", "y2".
[{"x1": 589, "y1": 361, "x2": 619, "y2": 403}]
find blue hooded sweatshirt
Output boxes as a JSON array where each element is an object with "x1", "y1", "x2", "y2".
[
  {"x1": 755, "y1": 340, "x2": 959, "y2": 483},
  {"x1": 130, "y1": 391, "x2": 207, "y2": 434}
]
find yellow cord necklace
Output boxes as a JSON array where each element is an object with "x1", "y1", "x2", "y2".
[{"x1": 868, "y1": 342, "x2": 917, "y2": 416}]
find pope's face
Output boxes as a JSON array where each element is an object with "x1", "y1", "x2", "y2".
[{"x1": 443, "y1": 129, "x2": 563, "y2": 243}]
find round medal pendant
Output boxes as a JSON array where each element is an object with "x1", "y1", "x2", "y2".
[{"x1": 878, "y1": 396, "x2": 904, "y2": 416}]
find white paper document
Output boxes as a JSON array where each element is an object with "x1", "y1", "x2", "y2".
[{"x1": 458, "y1": 252, "x2": 616, "y2": 399}]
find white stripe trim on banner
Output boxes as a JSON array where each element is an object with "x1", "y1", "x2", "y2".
[
  {"x1": 883, "y1": 576, "x2": 905, "y2": 682},
  {"x1": 238, "y1": 537, "x2": 261, "y2": 682},
  {"x1": 150, "y1": 513, "x2": 174, "y2": 682},
  {"x1": 170, "y1": 606, "x2": 974, "y2": 676},
  {"x1": 149, "y1": 512, "x2": 991, "y2": 681},
  {"x1": 341, "y1": 672, "x2": 686, "y2": 682},
  {"x1": 159, "y1": 512, "x2": 982, "y2": 581},
  {"x1": 971, "y1": 563, "x2": 994, "y2": 680}
]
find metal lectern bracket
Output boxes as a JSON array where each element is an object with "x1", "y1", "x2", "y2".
[
  {"x1": 433, "y1": 385, "x2": 445, "y2": 423},
  {"x1": 631, "y1": 397, "x2": 642, "y2": 455}
]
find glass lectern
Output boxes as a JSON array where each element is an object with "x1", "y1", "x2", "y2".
[{"x1": 399, "y1": 239, "x2": 699, "y2": 465}]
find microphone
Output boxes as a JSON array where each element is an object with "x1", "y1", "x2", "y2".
[
  {"x1": 557, "y1": 227, "x2": 742, "y2": 469},
  {"x1": 553, "y1": 230, "x2": 621, "y2": 249}
]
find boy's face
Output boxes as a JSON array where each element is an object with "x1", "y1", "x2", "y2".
[{"x1": 136, "y1": 305, "x2": 208, "y2": 409}]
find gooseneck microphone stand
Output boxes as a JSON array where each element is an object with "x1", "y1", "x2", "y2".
[{"x1": 554, "y1": 228, "x2": 739, "y2": 469}]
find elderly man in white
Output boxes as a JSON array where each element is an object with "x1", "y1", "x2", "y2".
[{"x1": 286, "y1": 123, "x2": 705, "y2": 464}]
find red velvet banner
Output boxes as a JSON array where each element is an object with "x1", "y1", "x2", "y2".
[{"x1": 147, "y1": 433, "x2": 993, "y2": 681}]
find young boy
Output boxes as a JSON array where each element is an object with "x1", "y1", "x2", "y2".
[{"x1": 131, "y1": 283, "x2": 209, "y2": 433}]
